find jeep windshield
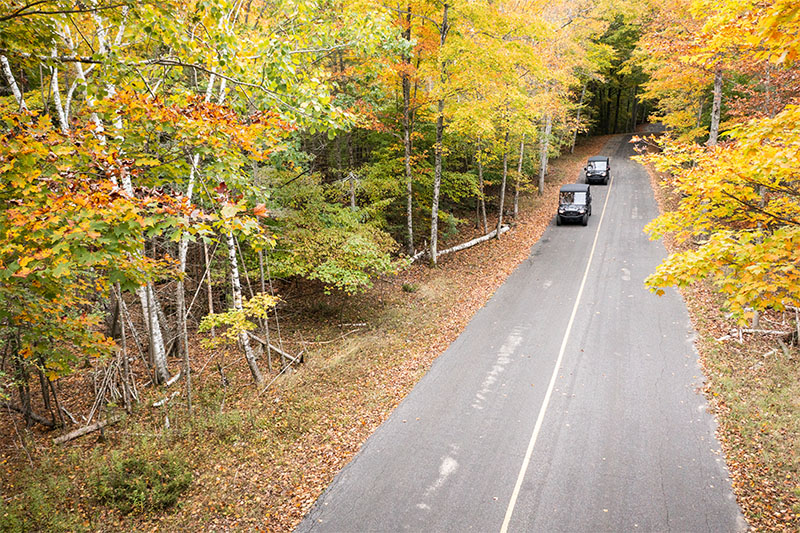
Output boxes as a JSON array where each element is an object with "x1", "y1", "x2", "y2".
[
  {"x1": 587, "y1": 161, "x2": 607, "y2": 172},
  {"x1": 560, "y1": 191, "x2": 587, "y2": 205}
]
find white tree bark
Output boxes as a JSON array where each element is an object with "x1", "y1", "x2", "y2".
[
  {"x1": 402, "y1": 7, "x2": 415, "y2": 257},
  {"x1": 538, "y1": 114, "x2": 552, "y2": 196},
  {"x1": 571, "y1": 84, "x2": 585, "y2": 153},
  {"x1": 513, "y1": 135, "x2": 525, "y2": 218},
  {"x1": 438, "y1": 225, "x2": 509, "y2": 257},
  {"x1": 496, "y1": 127, "x2": 510, "y2": 237},
  {"x1": 226, "y1": 231, "x2": 264, "y2": 384},
  {"x1": 476, "y1": 143, "x2": 488, "y2": 234},
  {"x1": 0, "y1": 55, "x2": 28, "y2": 111},
  {"x1": 708, "y1": 67, "x2": 723, "y2": 146},
  {"x1": 90, "y1": 7, "x2": 169, "y2": 382},
  {"x1": 429, "y1": 3, "x2": 449, "y2": 267},
  {"x1": 49, "y1": 48, "x2": 69, "y2": 134}
]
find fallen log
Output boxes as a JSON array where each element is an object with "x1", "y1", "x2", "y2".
[
  {"x1": 409, "y1": 225, "x2": 511, "y2": 263},
  {"x1": 437, "y1": 225, "x2": 510, "y2": 258},
  {"x1": 53, "y1": 416, "x2": 121, "y2": 445},
  {"x1": 246, "y1": 332, "x2": 304, "y2": 364},
  {"x1": 1, "y1": 402, "x2": 54, "y2": 427},
  {"x1": 740, "y1": 328, "x2": 792, "y2": 336}
]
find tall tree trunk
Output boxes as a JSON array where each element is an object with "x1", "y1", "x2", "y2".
[
  {"x1": 139, "y1": 284, "x2": 169, "y2": 384},
  {"x1": 226, "y1": 231, "x2": 264, "y2": 385},
  {"x1": 513, "y1": 135, "x2": 525, "y2": 219},
  {"x1": 258, "y1": 250, "x2": 272, "y2": 374},
  {"x1": 613, "y1": 83, "x2": 622, "y2": 134},
  {"x1": 48, "y1": 51, "x2": 68, "y2": 134},
  {"x1": 348, "y1": 172, "x2": 356, "y2": 211},
  {"x1": 402, "y1": 4, "x2": 415, "y2": 256},
  {"x1": 476, "y1": 143, "x2": 488, "y2": 233},
  {"x1": 0, "y1": 55, "x2": 28, "y2": 111},
  {"x1": 708, "y1": 66, "x2": 723, "y2": 146},
  {"x1": 571, "y1": 84, "x2": 585, "y2": 154},
  {"x1": 429, "y1": 3, "x2": 449, "y2": 267},
  {"x1": 631, "y1": 86, "x2": 639, "y2": 133},
  {"x1": 174, "y1": 75, "x2": 216, "y2": 399},
  {"x1": 538, "y1": 114, "x2": 552, "y2": 196},
  {"x1": 497, "y1": 124, "x2": 510, "y2": 237},
  {"x1": 175, "y1": 153, "x2": 200, "y2": 411}
]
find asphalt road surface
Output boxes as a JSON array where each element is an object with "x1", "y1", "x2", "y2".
[{"x1": 296, "y1": 134, "x2": 746, "y2": 533}]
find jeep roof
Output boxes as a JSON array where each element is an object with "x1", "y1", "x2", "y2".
[{"x1": 560, "y1": 183, "x2": 591, "y2": 193}]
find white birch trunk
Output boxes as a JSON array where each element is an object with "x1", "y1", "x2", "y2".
[
  {"x1": 476, "y1": 145, "x2": 488, "y2": 234},
  {"x1": 708, "y1": 67, "x2": 723, "y2": 146},
  {"x1": 571, "y1": 84, "x2": 585, "y2": 154},
  {"x1": 497, "y1": 128, "x2": 509, "y2": 236},
  {"x1": 140, "y1": 283, "x2": 169, "y2": 383},
  {"x1": 1, "y1": 55, "x2": 28, "y2": 111},
  {"x1": 513, "y1": 135, "x2": 525, "y2": 219},
  {"x1": 49, "y1": 47, "x2": 69, "y2": 134},
  {"x1": 402, "y1": 7, "x2": 414, "y2": 258},
  {"x1": 349, "y1": 172, "x2": 356, "y2": 211},
  {"x1": 91, "y1": 8, "x2": 169, "y2": 381},
  {"x1": 226, "y1": 231, "x2": 264, "y2": 384},
  {"x1": 538, "y1": 114, "x2": 552, "y2": 196},
  {"x1": 429, "y1": 4, "x2": 449, "y2": 267}
]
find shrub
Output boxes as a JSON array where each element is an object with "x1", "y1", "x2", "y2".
[
  {"x1": 92, "y1": 451, "x2": 192, "y2": 514},
  {"x1": 401, "y1": 283, "x2": 418, "y2": 293}
]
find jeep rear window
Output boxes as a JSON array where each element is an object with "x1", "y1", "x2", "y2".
[{"x1": 560, "y1": 191, "x2": 587, "y2": 204}]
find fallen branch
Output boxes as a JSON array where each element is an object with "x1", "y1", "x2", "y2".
[
  {"x1": 152, "y1": 391, "x2": 180, "y2": 408},
  {"x1": 53, "y1": 416, "x2": 120, "y2": 444},
  {"x1": 409, "y1": 225, "x2": 511, "y2": 264},
  {"x1": 247, "y1": 333, "x2": 304, "y2": 364},
  {"x1": 437, "y1": 225, "x2": 510, "y2": 257},
  {"x1": 740, "y1": 328, "x2": 792, "y2": 336},
  {"x1": 165, "y1": 372, "x2": 182, "y2": 387},
  {"x1": 1, "y1": 402, "x2": 54, "y2": 427}
]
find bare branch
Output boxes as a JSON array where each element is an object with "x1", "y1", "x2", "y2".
[{"x1": 0, "y1": 2, "x2": 128, "y2": 23}]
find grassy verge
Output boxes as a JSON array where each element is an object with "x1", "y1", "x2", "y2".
[
  {"x1": 644, "y1": 158, "x2": 800, "y2": 532},
  {"x1": 1, "y1": 135, "x2": 612, "y2": 532}
]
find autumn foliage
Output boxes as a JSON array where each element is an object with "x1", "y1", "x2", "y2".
[{"x1": 637, "y1": 0, "x2": 800, "y2": 321}]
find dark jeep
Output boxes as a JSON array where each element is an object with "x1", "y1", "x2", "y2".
[
  {"x1": 585, "y1": 155, "x2": 610, "y2": 185},
  {"x1": 557, "y1": 184, "x2": 592, "y2": 226}
]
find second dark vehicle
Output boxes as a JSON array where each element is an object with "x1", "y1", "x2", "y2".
[
  {"x1": 585, "y1": 155, "x2": 610, "y2": 185},
  {"x1": 557, "y1": 184, "x2": 592, "y2": 226}
]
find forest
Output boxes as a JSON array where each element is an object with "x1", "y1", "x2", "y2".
[{"x1": 0, "y1": 0, "x2": 798, "y2": 531}]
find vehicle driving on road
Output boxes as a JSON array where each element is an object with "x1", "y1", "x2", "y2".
[
  {"x1": 585, "y1": 155, "x2": 610, "y2": 185},
  {"x1": 557, "y1": 183, "x2": 592, "y2": 226}
]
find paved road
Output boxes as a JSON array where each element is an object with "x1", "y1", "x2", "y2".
[{"x1": 297, "y1": 134, "x2": 746, "y2": 533}]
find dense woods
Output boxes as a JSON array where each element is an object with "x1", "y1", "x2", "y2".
[{"x1": 1, "y1": 0, "x2": 798, "y2": 530}]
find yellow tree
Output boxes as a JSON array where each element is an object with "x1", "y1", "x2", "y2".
[{"x1": 639, "y1": 0, "x2": 800, "y2": 320}]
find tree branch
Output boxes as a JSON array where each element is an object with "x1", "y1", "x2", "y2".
[
  {"x1": 719, "y1": 190, "x2": 800, "y2": 226},
  {"x1": 0, "y1": 2, "x2": 128, "y2": 23}
]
